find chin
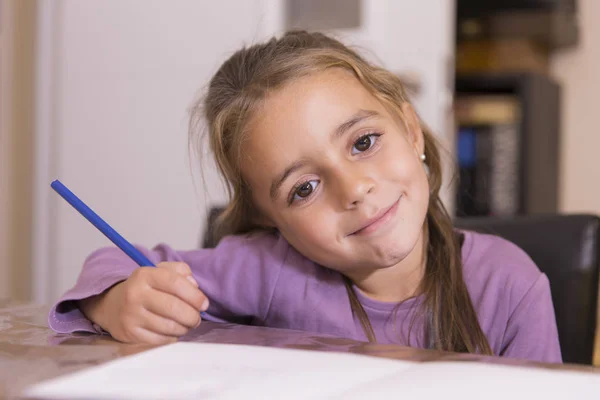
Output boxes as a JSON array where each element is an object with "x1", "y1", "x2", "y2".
[
  {"x1": 372, "y1": 226, "x2": 423, "y2": 265},
  {"x1": 377, "y1": 246, "x2": 413, "y2": 268}
]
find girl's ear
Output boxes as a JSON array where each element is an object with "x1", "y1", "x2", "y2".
[{"x1": 400, "y1": 102, "x2": 425, "y2": 157}]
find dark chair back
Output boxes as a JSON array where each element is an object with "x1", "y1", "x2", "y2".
[{"x1": 455, "y1": 214, "x2": 600, "y2": 365}]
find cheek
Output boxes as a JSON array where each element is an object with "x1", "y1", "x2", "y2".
[
  {"x1": 381, "y1": 146, "x2": 430, "y2": 207},
  {"x1": 383, "y1": 148, "x2": 425, "y2": 186},
  {"x1": 409, "y1": 163, "x2": 430, "y2": 206},
  {"x1": 278, "y1": 209, "x2": 338, "y2": 252},
  {"x1": 287, "y1": 211, "x2": 333, "y2": 240}
]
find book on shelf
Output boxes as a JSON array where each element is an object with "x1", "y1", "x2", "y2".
[{"x1": 454, "y1": 95, "x2": 521, "y2": 218}]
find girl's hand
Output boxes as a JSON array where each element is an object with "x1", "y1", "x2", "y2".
[{"x1": 78, "y1": 262, "x2": 209, "y2": 344}]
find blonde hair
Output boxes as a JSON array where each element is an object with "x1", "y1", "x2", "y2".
[{"x1": 190, "y1": 31, "x2": 492, "y2": 355}]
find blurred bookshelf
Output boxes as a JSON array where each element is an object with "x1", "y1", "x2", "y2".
[
  {"x1": 454, "y1": 73, "x2": 560, "y2": 217},
  {"x1": 453, "y1": 0, "x2": 576, "y2": 218}
]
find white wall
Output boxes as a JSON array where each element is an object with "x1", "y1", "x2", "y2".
[
  {"x1": 35, "y1": 0, "x2": 454, "y2": 304},
  {"x1": 39, "y1": 0, "x2": 273, "y2": 302},
  {"x1": 550, "y1": 0, "x2": 600, "y2": 215}
]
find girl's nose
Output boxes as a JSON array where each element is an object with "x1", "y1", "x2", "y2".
[{"x1": 335, "y1": 168, "x2": 375, "y2": 210}]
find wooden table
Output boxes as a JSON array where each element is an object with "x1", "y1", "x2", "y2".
[{"x1": 1, "y1": 302, "x2": 598, "y2": 399}]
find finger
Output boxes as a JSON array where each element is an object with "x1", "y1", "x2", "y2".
[
  {"x1": 157, "y1": 262, "x2": 193, "y2": 278},
  {"x1": 127, "y1": 326, "x2": 178, "y2": 346},
  {"x1": 158, "y1": 262, "x2": 198, "y2": 287},
  {"x1": 140, "y1": 308, "x2": 192, "y2": 337},
  {"x1": 149, "y1": 268, "x2": 208, "y2": 311},
  {"x1": 144, "y1": 290, "x2": 202, "y2": 329}
]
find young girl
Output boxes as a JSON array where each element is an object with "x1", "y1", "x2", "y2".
[{"x1": 49, "y1": 31, "x2": 561, "y2": 363}]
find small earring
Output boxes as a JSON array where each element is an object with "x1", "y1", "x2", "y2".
[{"x1": 420, "y1": 153, "x2": 426, "y2": 161}]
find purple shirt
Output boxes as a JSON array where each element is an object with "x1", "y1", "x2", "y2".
[{"x1": 48, "y1": 230, "x2": 562, "y2": 363}]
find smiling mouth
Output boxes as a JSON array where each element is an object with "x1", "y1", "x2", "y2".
[{"x1": 350, "y1": 196, "x2": 401, "y2": 236}]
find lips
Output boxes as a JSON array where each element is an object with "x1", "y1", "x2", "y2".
[{"x1": 350, "y1": 197, "x2": 401, "y2": 236}]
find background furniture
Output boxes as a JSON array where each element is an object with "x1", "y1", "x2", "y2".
[
  {"x1": 456, "y1": 214, "x2": 600, "y2": 365},
  {"x1": 454, "y1": 73, "x2": 561, "y2": 217}
]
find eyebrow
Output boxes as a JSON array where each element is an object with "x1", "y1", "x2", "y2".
[
  {"x1": 269, "y1": 159, "x2": 307, "y2": 200},
  {"x1": 269, "y1": 109, "x2": 380, "y2": 201},
  {"x1": 333, "y1": 109, "x2": 379, "y2": 139}
]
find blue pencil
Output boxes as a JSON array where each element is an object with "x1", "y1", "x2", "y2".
[
  {"x1": 51, "y1": 179, "x2": 207, "y2": 319},
  {"x1": 50, "y1": 179, "x2": 155, "y2": 267}
]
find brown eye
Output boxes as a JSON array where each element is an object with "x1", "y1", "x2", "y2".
[
  {"x1": 289, "y1": 179, "x2": 319, "y2": 204},
  {"x1": 355, "y1": 136, "x2": 371, "y2": 152},
  {"x1": 352, "y1": 133, "x2": 381, "y2": 155},
  {"x1": 296, "y1": 182, "x2": 313, "y2": 198}
]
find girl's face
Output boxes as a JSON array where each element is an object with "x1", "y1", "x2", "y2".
[{"x1": 241, "y1": 69, "x2": 430, "y2": 277}]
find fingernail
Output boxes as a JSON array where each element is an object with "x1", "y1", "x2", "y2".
[
  {"x1": 201, "y1": 298, "x2": 209, "y2": 311},
  {"x1": 186, "y1": 275, "x2": 198, "y2": 287}
]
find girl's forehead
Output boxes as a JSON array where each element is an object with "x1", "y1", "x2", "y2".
[{"x1": 249, "y1": 69, "x2": 385, "y2": 134}]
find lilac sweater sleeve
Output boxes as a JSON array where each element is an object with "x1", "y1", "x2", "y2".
[
  {"x1": 48, "y1": 232, "x2": 288, "y2": 334},
  {"x1": 500, "y1": 274, "x2": 562, "y2": 363}
]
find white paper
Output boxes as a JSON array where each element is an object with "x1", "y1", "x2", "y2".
[
  {"x1": 23, "y1": 342, "x2": 600, "y2": 400},
  {"x1": 22, "y1": 342, "x2": 413, "y2": 399},
  {"x1": 336, "y1": 361, "x2": 600, "y2": 400}
]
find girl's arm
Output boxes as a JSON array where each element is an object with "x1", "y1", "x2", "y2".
[{"x1": 48, "y1": 232, "x2": 289, "y2": 335}]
